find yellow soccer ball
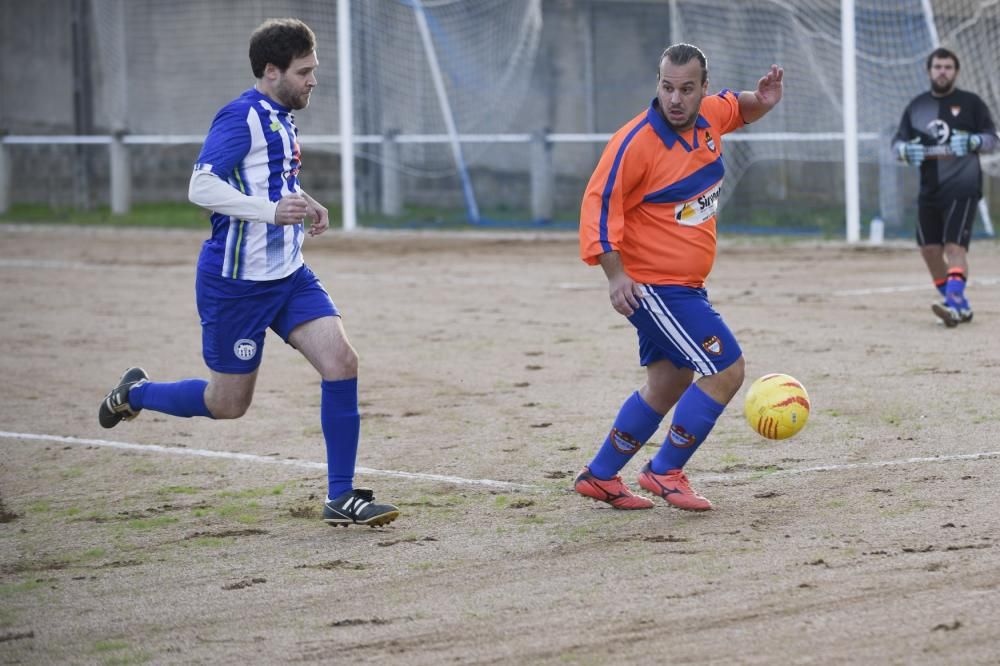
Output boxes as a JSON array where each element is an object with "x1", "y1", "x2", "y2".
[{"x1": 744, "y1": 373, "x2": 810, "y2": 440}]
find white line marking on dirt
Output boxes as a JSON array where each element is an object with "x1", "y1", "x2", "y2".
[
  {"x1": 0, "y1": 431, "x2": 535, "y2": 491},
  {"x1": 698, "y1": 450, "x2": 1000, "y2": 484},
  {"x1": 3, "y1": 431, "x2": 999, "y2": 491},
  {"x1": 833, "y1": 276, "x2": 1000, "y2": 297}
]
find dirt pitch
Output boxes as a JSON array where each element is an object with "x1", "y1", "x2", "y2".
[{"x1": 2, "y1": 224, "x2": 1000, "y2": 665}]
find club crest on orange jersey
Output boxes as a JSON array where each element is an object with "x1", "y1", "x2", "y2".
[
  {"x1": 668, "y1": 424, "x2": 697, "y2": 448},
  {"x1": 705, "y1": 130, "x2": 716, "y2": 152},
  {"x1": 610, "y1": 428, "x2": 643, "y2": 455},
  {"x1": 702, "y1": 335, "x2": 722, "y2": 355}
]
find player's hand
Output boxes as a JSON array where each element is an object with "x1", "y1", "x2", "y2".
[
  {"x1": 753, "y1": 65, "x2": 784, "y2": 108},
  {"x1": 897, "y1": 140, "x2": 924, "y2": 166},
  {"x1": 275, "y1": 194, "x2": 310, "y2": 225},
  {"x1": 297, "y1": 191, "x2": 330, "y2": 236},
  {"x1": 306, "y1": 199, "x2": 330, "y2": 236},
  {"x1": 608, "y1": 273, "x2": 642, "y2": 317},
  {"x1": 950, "y1": 131, "x2": 982, "y2": 157}
]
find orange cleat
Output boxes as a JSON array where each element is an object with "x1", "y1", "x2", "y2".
[
  {"x1": 637, "y1": 463, "x2": 712, "y2": 511},
  {"x1": 573, "y1": 467, "x2": 654, "y2": 510}
]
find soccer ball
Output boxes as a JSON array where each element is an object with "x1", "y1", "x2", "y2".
[{"x1": 744, "y1": 373, "x2": 810, "y2": 440}]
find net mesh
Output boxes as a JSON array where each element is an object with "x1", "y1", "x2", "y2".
[{"x1": 43, "y1": 1, "x2": 1000, "y2": 229}]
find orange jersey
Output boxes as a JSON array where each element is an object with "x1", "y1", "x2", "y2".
[{"x1": 579, "y1": 91, "x2": 744, "y2": 286}]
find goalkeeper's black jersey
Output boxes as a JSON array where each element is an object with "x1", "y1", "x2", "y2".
[{"x1": 893, "y1": 88, "x2": 996, "y2": 205}]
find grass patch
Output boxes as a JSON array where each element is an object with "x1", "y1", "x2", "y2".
[
  {"x1": 1, "y1": 202, "x2": 208, "y2": 229},
  {"x1": 217, "y1": 501, "x2": 261, "y2": 524},
  {"x1": 157, "y1": 486, "x2": 200, "y2": 496},
  {"x1": 94, "y1": 640, "x2": 130, "y2": 653},
  {"x1": 0, "y1": 579, "x2": 46, "y2": 596},
  {"x1": 219, "y1": 485, "x2": 284, "y2": 499}
]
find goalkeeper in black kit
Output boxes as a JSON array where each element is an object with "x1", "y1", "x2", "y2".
[{"x1": 893, "y1": 47, "x2": 998, "y2": 327}]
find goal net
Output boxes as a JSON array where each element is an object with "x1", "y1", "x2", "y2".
[{"x1": 78, "y1": 0, "x2": 1000, "y2": 234}]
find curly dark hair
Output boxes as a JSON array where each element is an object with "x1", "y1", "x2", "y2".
[
  {"x1": 659, "y1": 43, "x2": 708, "y2": 84},
  {"x1": 249, "y1": 18, "x2": 316, "y2": 78}
]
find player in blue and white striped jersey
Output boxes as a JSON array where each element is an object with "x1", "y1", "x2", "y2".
[{"x1": 98, "y1": 18, "x2": 398, "y2": 528}]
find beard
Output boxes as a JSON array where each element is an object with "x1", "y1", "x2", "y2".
[
  {"x1": 276, "y1": 81, "x2": 311, "y2": 110},
  {"x1": 931, "y1": 79, "x2": 954, "y2": 95}
]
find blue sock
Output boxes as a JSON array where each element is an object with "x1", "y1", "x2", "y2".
[
  {"x1": 588, "y1": 391, "x2": 663, "y2": 480},
  {"x1": 934, "y1": 279, "x2": 947, "y2": 299},
  {"x1": 322, "y1": 378, "x2": 360, "y2": 500},
  {"x1": 945, "y1": 270, "x2": 966, "y2": 307},
  {"x1": 651, "y1": 383, "x2": 725, "y2": 473},
  {"x1": 128, "y1": 379, "x2": 213, "y2": 418}
]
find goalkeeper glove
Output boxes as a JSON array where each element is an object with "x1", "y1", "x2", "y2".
[
  {"x1": 896, "y1": 140, "x2": 925, "y2": 167},
  {"x1": 950, "y1": 131, "x2": 983, "y2": 157}
]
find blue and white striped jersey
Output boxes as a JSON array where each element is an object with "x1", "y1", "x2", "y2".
[{"x1": 194, "y1": 88, "x2": 305, "y2": 280}]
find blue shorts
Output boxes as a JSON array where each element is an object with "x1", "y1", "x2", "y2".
[
  {"x1": 627, "y1": 284, "x2": 741, "y2": 375},
  {"x1": 196, "y1": 264, "x2": 338, "y2": 374}
]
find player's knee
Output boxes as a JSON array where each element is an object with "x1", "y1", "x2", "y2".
[
  {"x1": 333, "y1": 345, "x2": 359, "y2": 377},
  {"x1": 715, "y1": 356, "x2": 745, "y2": 402},
  {"x1": 206, "y1": 393, "x2": 253, "y2": 420}
]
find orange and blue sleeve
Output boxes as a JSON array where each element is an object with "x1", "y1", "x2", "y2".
[
  {"x1": 710, "y1": 89, "x2": 745, "y2": 134},
  {"x1": 579, "y1": 120, "x2": 647, "y2": 265}
]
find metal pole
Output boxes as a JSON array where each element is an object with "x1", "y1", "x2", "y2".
[
  {"x1": 0, "y1": 141, "x2": 9, "y2": 215},
  {"x1": 381, "y1": 130, "x2": 402, "y2": 217},
  {"x1": 337, "y1": 0, "x2": 357, "y2": 231},
  {"x1": 841, "y1": 0, "x2": 860, "y2": 243},
  {"x1": 530, "y1": 130, "x2": 553, "y2": 223},
  {"x1": 110, "y1": 132, "x2": 130, "y2": 214},
  {"x1": 412, "y1": 0, "x2": 481, "y2": 224}
]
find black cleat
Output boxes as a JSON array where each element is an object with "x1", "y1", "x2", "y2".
[
  {"x1": 323, "y1": 488, "x2": 399, "y2": 528},
  {"x1": 98, "y1": 367, "x2": 149, "y2": 428},
  {"x1": 931, "y1": 302, "x2": 960, "y2": 328}
]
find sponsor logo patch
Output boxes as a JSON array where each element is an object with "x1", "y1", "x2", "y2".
[
  {"x1": 674, "y1": 182, "x2": 722, "y2": 227},
  {"x1": 234, "y1": 338, "x2": 258, "y2": 361},
  {"x1": 610, "y1": 428, "x2": 644, "y2": 455},
  {"x1": 702, "y1": 335, "x2": 722, "y2": 355},
  {"x1": 668, "y1": 424, "x2": 697, "y2": 448}
]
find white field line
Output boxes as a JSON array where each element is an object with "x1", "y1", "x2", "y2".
[
  {"x1": 0, "y1": 431, "x2": 535, "y2": 491},
  {"x1": 2, "y1": 430, "x2": 999, "y2": 490},
  {"x1": 832, "y1": 276, "x2": 1000, "y2": 297}
]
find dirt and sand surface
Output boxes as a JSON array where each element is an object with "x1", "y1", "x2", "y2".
[{"x1": 2, "y1": 224, "x2": 999, "y2": 664}]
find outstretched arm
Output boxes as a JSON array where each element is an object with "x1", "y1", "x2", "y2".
[{"x1": 738, "y1": 65, "x2": 783, "y2": 123}]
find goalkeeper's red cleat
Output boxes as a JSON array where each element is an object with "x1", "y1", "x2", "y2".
[
  {"x1": 637, "y1": 463, "x2": 712, "y2": 511},
  {"x1": 573, "y1": 467, "x2": 654, "y2": 510}
]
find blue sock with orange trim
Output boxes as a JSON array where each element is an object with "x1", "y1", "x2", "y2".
[
  {"x1": 944, "y1": 269, "x2": 966, "y2": 307},
  {"x1": 128, "y1": 379, "x2": 213, "y2": 418},
  {"x1": 650, "y1": 383, "x2": 724, "y2": 473},
  {"x1": 588, "y1": 391, "x2": 663, "y2": 480}
]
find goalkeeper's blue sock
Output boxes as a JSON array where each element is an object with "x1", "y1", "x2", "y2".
[
  {"x1": 588, "y1": 391, "x2": 663, "y2": 480},
  {"x1": 934, "y1": 278, "x2": 947, "y2": 299},
  {"x1": 128, "y1": 379, "x2": 213, "y2": 418},
  {"x1": 944, "y1": 269, "x2": 966, "y2": 307},
  {"x1": 322, "y1": 378, "x2": 360, "y2": 500},
  {"x1": 650, "y1": 383, "x2": 725, "y2": 473}
]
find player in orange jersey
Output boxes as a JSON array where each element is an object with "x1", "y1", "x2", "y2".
[{"x1": 574, "y1": 43, "x2": 783, "y2": 512}]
